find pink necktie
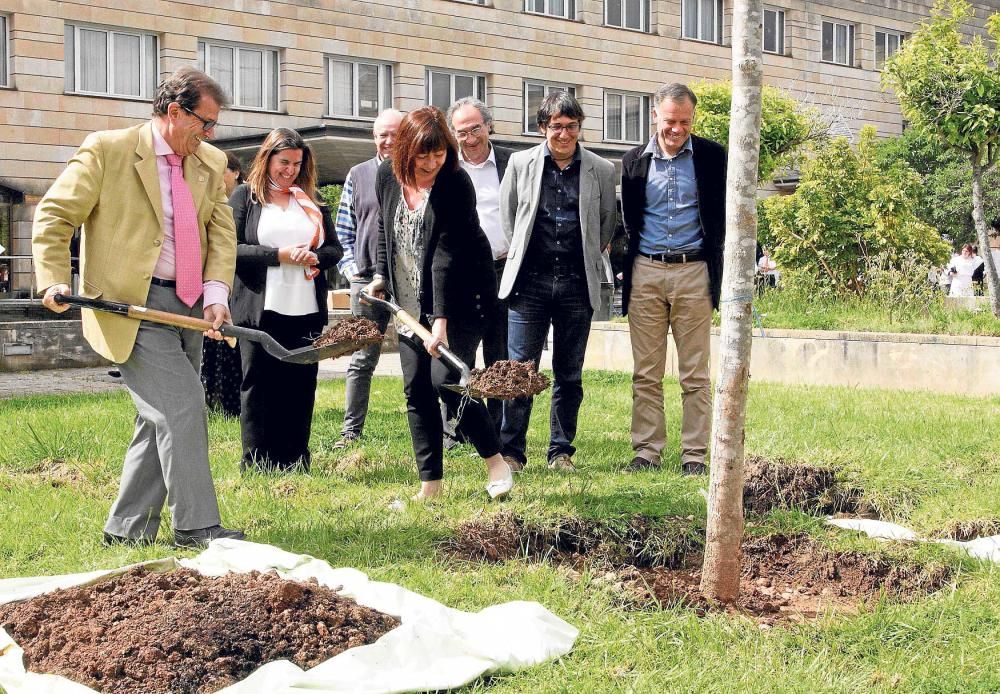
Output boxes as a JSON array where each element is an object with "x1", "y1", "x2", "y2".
[{"x1": 166, "y1": 154, "x2": 202, "y2": 307}]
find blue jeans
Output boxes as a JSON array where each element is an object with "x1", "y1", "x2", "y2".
[{"x1": 501, "y1": 269, "x2": 593, "y2": 464}]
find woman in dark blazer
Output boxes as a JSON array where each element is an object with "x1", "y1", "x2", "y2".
[
  {"x1": 230, "y1": 128, "x2": 343, "y2": 472},
  {"x1": 364, "y1": 106, "x2": 513, "y2": 501}
]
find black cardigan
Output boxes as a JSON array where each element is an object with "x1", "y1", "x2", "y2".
[
  {"x1": 229, "y1": 183, "x2": 343, "y2": 333},
  {"x1": 620, "y1": 134, "x2": 727, "y2": 312},
  {"x1": 374, "y1": 160, "x2": 497, "y2": 324}
]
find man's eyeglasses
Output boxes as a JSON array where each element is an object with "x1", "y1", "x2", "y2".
[
  {"x1": 545, "y1": 122, "x2": 581, "y2": 134},
  {"x1": 181, "y1": 105, "x2": 218, "y2": 132},
  {"x1": 455, "y1": 124, "x2": 485, "y2": 141}
]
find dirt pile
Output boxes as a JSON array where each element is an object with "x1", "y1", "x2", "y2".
[
  {"x1": 933, "y1": 518, "x2": 1000, "y2": 541},
  {"x1": 743, "y1": 456, "x2": 876, "y2": 517},
  {"x1": 629, "y1": 533, "x2": 951, "y2": 624},
  {"x1": 468, "y1": 360, "x2": 550, "y2": 400},
  {"x1": 445, "y1": 512, "x2": 950, "y2": 624},
  {"x1": 0, "y1": 566, "x2": 400, "y2": 693},
  {"x1": 313, "y1": 317, "x2": 383, "y2": 348}
]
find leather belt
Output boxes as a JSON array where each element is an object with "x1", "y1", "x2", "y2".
[
  {"x1": 149, "y1": 277, "x2": 177, "y2": 288},
  {"x1": 638, "y1": 251, "x2": 706, "y2": 264}
]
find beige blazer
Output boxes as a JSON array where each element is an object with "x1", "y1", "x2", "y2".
[
  {"x1": 498, "y1": 143, "x2": 616, "y2": 311},
  {"x1": 32, "y1": 122, "x2": 236, "y2": 363}
]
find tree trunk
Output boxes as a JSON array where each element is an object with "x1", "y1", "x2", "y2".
[
  {"x1": 700, "y1": 0, "x2": 764, "y2": 605},
  {"x1": 970, "y1": 155, "x2": 1000, "y2": 317}
]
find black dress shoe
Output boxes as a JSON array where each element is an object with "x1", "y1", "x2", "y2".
[
  {"x1": 173, "y1": 525, "x2": 245, "y2": 549},
  {"x1": 682, "y1": 461, "x2": 708, "y2": 476},
  {"x1": 625, "y1": 456, "x2": 661, "y2": 472},
  {"x1": 102, "y1": 532, "x2": 154, "y2": 547}
]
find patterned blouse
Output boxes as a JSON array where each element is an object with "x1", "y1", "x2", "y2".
[{"x1": 392, "y1": 191, "x2": 429, "y2": 318}]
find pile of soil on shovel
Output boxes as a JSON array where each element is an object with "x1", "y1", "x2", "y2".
[
  {"x1": 743, "y1": 456, "x2": 877, "y2": 517},
  {"x1": 932, "y1": 518, "x2": 1000, "y2": 541},
  {"x1": 445, "y1": 512, "x2": 950, "y2": 624},
  {"x1": 468, "y1": 360, "x2": 550, "y2": 399},
  {"x1": 0, "y1": 566, "x2": 400, "y2": 693},
  {"x1": 313, "y1": 317, "x2": 383, "y2": 349}
]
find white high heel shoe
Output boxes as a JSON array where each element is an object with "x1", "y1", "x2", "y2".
[{"x1": 486, "y1": 462, "x2": 514, "y2": 500}]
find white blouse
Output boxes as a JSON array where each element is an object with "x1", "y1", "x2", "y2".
[{"x1": 257, "y1": 197, "x2": 320, "y2": 316}]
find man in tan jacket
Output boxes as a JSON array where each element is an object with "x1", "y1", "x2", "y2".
[{"x1": 33, "y1": 67, "x2": 244, "y2": 548}]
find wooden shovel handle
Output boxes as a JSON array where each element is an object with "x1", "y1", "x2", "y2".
[{"x1": 126, "y1": 306, "x2": 238, "y2": 348}]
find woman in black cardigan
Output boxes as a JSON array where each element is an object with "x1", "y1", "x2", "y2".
[
  {"x1": 364, "y1": 107, "x2": 512, "y2": 501},
  {"x1": 230, "y1": 128, "x2": 343, "y2": 472}
]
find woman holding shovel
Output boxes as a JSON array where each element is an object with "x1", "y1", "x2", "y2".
[
  {"x1": 364, "y1": 107, "x2": 513, "y2": 501},
  {"x1": 230, "y1": 128, "x2": 342, "y2": 472}
]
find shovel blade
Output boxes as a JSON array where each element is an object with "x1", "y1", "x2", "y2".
[{"x1": 279, "y1": 338, "x2": 382, "y2": 364}]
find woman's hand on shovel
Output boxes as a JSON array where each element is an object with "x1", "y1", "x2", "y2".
[
  {"x1": 425, "y1": 317, "x2": 448, "y2": 358},
  {"x1": 361, "y1": 276, "x2": 386, "y2": 302}
]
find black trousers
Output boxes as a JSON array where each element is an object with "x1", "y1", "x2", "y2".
[
  {"x1": 399, "y1": 318, "x2": 501, "y2": 481},
  {"x1": 240, "y1": 310, "x2": 319, "y2": 472}
]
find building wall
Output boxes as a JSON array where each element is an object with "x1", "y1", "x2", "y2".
[{"x1": 1, "y1": 0, "x2": 995, "y2": 198}]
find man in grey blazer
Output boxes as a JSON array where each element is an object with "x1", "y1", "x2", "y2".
[{"x1": 498, "y1": 91, "x2": 616, "y2": 471}]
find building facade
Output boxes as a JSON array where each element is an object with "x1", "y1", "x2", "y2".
[{"x1": 0, "y1": 0, "x2": 996, "y2": 296}]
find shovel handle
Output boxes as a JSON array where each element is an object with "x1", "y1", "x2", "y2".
[{"x1": 54, "y1": 294, "x2": 237, "y2": 348}]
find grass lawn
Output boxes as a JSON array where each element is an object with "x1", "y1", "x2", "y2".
[{"x1": 2, "y1": 373, "x2": 999, "y2": 692}]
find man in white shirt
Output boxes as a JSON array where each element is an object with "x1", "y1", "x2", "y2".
[{"x1": 444, "y1": 97, "x2": 513, "y2": 438}]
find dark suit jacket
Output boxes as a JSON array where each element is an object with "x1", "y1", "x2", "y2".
[
  {"x1": 493, "y1": 144, "x2": 512, "y2": 185},
  {"x1": 375, "y1": 160, "x2": 497, "y2": 324},
  {"x1": 620, "y1": 133, "x2": 727, "y2": 312},
  {"x1": 229, "y1": 183, "x2": 343, "y2": 333}
]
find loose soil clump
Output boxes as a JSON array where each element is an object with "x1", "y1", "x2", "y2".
[
  {"x1": 933, "y1": 518, "x2": 1000, "y2": 541},
  {"x1": 743, "y1": 456, "x2": 877, "y2": 517},
  {"x1": 312, "y1": 317, "x2": 383, "y2": 348},
  {"x1": 467, "y1": 360, "x2": 550, "y2": 400},
  {"x1": 0, "y1": 566, "x2": 400, "y2": 693},
  {"x1": 445, "y1": 512, "x2": 950, "y2": 624}
]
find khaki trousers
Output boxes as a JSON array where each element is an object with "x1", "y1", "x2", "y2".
[{"x1": 628, "y1": 255, "x2": 712, "y2": 465}]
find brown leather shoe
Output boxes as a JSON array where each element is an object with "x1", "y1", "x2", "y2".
[
  {"x1": 625, "y1": 456, "x2": 661, "y2": 472},
  {"x1": 682, "y1": 461, "x2": 708, "y2": 476},
  {"x1": 548, "y1": 453, "x2": 577, "y2": 472},
  {"x1": 502, "y1": 455, "x2": 525, "y2": 473}
]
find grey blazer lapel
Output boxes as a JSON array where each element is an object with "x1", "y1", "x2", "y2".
[{"x1": 579, "y1": 150, "x2": 596, "y2": 245}]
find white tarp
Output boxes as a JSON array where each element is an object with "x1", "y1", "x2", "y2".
[
  {"x1": 826, "y1": 517, "x2": 1000, "y2": 563},
  {"x1": 0, "y1": 540, "x2": 579, "y2": 693}
]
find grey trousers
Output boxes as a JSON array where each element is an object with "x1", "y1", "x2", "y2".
[
  {"x1": 104, "y1": 283, "x2": 222, "y2": 540},
  {"x1": 341, "y1": 276, "x2": 391, "y2": 437}
]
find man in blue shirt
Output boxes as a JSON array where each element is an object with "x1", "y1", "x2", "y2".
[{"x1": 619, "y1": 83, "x2": 727, "y2": 475}]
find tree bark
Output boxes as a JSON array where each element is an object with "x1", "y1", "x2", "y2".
[
  {"x1": 970, "y1": 154, "x2": 1000, "y2": 317},
  {"x1": 700, "y1": 0, "x2": 764, "y2": 605}
]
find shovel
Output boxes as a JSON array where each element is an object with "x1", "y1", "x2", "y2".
[
  {"x1": 54, "y1": 294, "x2": 378, "y2": 364},
  {"x1": 359, "y1": 291, "x2": 480, "y2": 398}
]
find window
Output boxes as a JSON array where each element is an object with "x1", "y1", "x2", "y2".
[
  {"x1": 606, "y1": 0, "x2": 649, "y2": 32},
  {"x1": 523, "y1": 81, "x2": 576, "y2": 134},
  {"x1": 875, "y1": 30, "x2": 903, "y2": 69},
  {"x1": 198, "y1": 40, "x2": 278, "y2": 110},
  {"x1": 326, "y1": 58, "x2": 392, "y2": 119},
  {"x1": 525, "y1": 0, "x2": 576, "y2": 20},
  {"x1": 605, "y1": 91, "x2": 649, "y2": 144},
  {"x1": 763, "y1": 8, "x2": 784, "y2": 55},
  {"x1": 426, "y1": 69, "x2": 486, "y2": 111},
  {"x1": 64, "y1": 24, "x2": 158, "y2": 98},
  {"x1": 682, "y1": 0, "x2": 722, "y2": 44},
  {"x1": 821, "y1": 20, "x2": 855, "y2": 66},
  {"x1": 0, "y1": 15, "x2": 8, "y2": 88}
]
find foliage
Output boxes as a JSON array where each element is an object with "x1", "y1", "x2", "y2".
[
  {"x1": 759, "y1": 127, "x2": 951, "y2": 293},
  {"x1": 318, "y1": 184, "x2": 343, "y2": 211},
  {"x1": 691, "y1": 81, "x2": 824, "y2": 182},
  {"x1": 875, "y1": 128, "x2": 1000, "y2": 246},
  {"x1": 881, "y1": 0, "x2": 1000, "y2": 164}
]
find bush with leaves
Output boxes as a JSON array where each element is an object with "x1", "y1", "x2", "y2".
[
  {"x1": 760, "y1": 127, "x2": 950, "y2": 293},
  {"x1": 318, "y1": 184, "x2": 343, "y2": 211},
  {"x1": 692, "y1": 81, "x2": 824, "y2": 182}
]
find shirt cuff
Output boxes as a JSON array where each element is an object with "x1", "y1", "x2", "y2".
[
  {"x1": 202, "y1": 280, "x2": 230, "y2": 310},
  {"x1": 340, "y1": 261, "x2": 359, "y2": 281}
]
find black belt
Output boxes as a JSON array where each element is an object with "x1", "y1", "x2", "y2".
[
  {"x1": 150, "y1": 277, "x2": 176, "y2": 288},
  {"x1": 638, "y1": 251, "x2": 706, "y2": 264}
]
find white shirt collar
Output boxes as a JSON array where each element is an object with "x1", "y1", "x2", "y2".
[{"x1": 460, "y1": 142, "x2": 497, "y2": 169}]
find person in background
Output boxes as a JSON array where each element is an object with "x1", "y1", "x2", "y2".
[
  {"x1": 32, "y1": 67, "x2": 243, "y2": 547},
  {"x1": 441, "y1": 96, "x2": 513, "y2": 444},
  {"x1": 948, "y1": 243, "x2": 980, "y2": 298},
  {"x1": 363, "y1": 106, "x2": 512, "y2": 501},
  {"x1": 230, "y1": 128, "x2": 343, "y2": 472},
  {"x1": 201, "y1": 151, "x2": 245, "y2": 417},
  {"x1": 756, "y1": 247, "x2": 779, "y2": 290},
  {"x1": 333, "y1": 109, "x2": 404, "y2": 449}
]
